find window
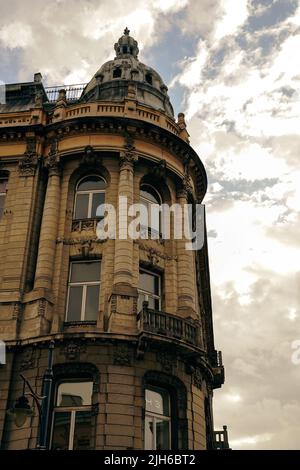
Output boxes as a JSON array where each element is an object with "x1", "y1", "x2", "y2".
[
  {"x1": 113, "y1": 68, "x2": 122, "y2": 78},
  {"x1": 122, "y1": 46, "x2": 128, "y2": 54},
  {"x1": 51, "y1": 381, "x2": 93, "y2": 450},
  {"x1": 0, "y1": 177, "x2": 8, "y2": 219},
  {"x1": 145, "y1": 73, "x2": 153, "y2": 85},
  {"x1": 138, "y1": 268, "x2": 161, "y2": 312},
  {"x1": 140, "y1": 184, "x2": 161, "y2": 237},
  {"x1": 74, "y1": 175, "x2": 106, "y2": 220},
  {"x1": 66, "y1": 261, "x2": 101, "y2": 322},
  {"x1": 144, "y1": 386, "x2": 171, "y2": 450}
]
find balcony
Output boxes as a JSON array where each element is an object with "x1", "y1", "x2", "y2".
[
  {"x1": 71, "y1": 218, "x2": 100, "y2": 233},
  {"x1": 137, "y1": 304, "x2": 203, "y2": 353},
  {"x1": 210, "y1": 350, "x2": 225, "y2": 388},
  {"x1": 214, "y1": 425, "x2": 230, "y2": 450}
]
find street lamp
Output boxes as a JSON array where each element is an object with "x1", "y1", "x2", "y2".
[{"x1": 7, "y1": 340, "x2": 54, "y2": 449}]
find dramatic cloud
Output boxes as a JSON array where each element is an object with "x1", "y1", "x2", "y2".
[{"x1": 1, "y1": 0, "x2": 299, "y2": 449}]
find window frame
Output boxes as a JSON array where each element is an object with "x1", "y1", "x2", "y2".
[
  {"x1": 138, "y1": 267, "x2": 161, "y2": 311},
  {"x1": 140, "y1": 183, "x2": 162, "y2": 237},
  {"x1": 144, "y1": 385, "x2": 172, "y2": 450},
  {"x1": 50, "y1": 379, "x2": 93, "y2": 450},
  {"x1": 73, "y1": 175, "x2": 106, "y2": 220},
  {"x1": 0, "y1": 176, "x2": 8, "y2": 218},
  {"x1": 65, "y1": 260, "x2": 101, "y2": 322}
]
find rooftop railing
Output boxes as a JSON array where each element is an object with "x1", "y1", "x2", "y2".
[{"x1": 44, "y1": 83, "x2": 87, "y2": 103}]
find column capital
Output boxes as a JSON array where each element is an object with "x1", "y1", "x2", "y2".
[
  {"x1": 46, "y1": 138, "x2": 61, "y2": 176},
  {"x1": 119, "y1": 150, "x2": 138, "y2": 170},
  {"x1": 19, "y1": 137, "x2": 40, "y2": 177}
]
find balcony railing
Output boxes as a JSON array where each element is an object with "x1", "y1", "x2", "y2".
[
  {"x1": 214, "y1": 425, "x2": 230, "y2": 450},
  {"x1": 71, "y1": 218, "x2": 100, "y2": 233},
  {"x1": 45, "y1": 84, "x2": 87, "y2": 103},
  {"x1": 137, "y1": 304, "x2": 201, "y2": 347}
]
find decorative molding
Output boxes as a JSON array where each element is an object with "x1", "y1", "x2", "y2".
[
  {"x1": 53, "y1": 362, "x2": 100, "y2": 393},
  {"x1": 46, "y1": 137, "x2": 61, "y2": 176},
  {"x1": 156, "y1": 351, "x2": 177, "y2": 373},
  {"x1": 19, "y1": 348, "x2": 37, "y2": 371},
  {"x1": 119, "y1": 133, "x2": 138, "y2": 169},
  {"x1": 149, "y1": 159, "x2": 167, "y2": 180},
  {"x1": 60, "y1": 341, "x2": 87, "y2": 361},
  {"x1": 38, "y1": 299, "x2": 46, "y2": 317},
  {"x1": 56, "y1": 236, "x2": 106, "y2": 246},
  {"x1": 193, "y1": 367, "x2": 203, "y2": 390},
  {"x1": 19, "y1": 137, "x2": 40, "y2": 176},
  {"x1": 113, "y1": 344, "x2": 132, "y2": 366},
  {"x1": 137, "y1": 242, "x2": 177, "y2": 262},
  {"x1": 80, "y1": 145, "x2": 102, "y2": 168}
]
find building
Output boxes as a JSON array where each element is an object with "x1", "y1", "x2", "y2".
[{"x1": 0, "y1": 29, "x2": 226, "y2": 450}]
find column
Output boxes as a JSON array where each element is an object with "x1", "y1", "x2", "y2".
[
  {"x1": 176, "y1": 186, "x2": 197, "y2": 318},
  {"x1": 34, "y1": 149, "x2": 61, "y2": 292}
]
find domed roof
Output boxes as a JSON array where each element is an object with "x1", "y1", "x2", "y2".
[{"x1": 81, "y1": 28, "x2": 174, "y2": 118}]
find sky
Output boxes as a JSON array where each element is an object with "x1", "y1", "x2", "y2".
[{"x1": 1, "y1": 0, "x2": 300, "y2": 450}]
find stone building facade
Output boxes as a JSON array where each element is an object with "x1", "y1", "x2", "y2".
[{"x1": 0, "y1": 30, "x2": 225, "y2": 450}]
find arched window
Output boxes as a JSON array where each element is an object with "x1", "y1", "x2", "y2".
[
  {"x1": 145, "y1": 73, "x2": 153, "y2": 85},
  {"x1": 144, "y1": 386, "x2": 171, "y2": 450},
  {"x1": 113, "y1": 67, "x2": 121, "y2": 79},
  {"x1": 140, "y1": 184, "x2": 162, "y2": 237},
  {"x1": 74, "y1": 175, "x2": 106, "y2": 220},
  {"x1": 0, "y1": 176, "x2": 8, "y2": 219},
  {"x1": 51, "y1": 380, "x2": 93, "y2": 450}
]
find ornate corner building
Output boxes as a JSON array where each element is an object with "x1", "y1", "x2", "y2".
[{"x1": 0, "y1": 30, "x2": 226, "y2": 450}]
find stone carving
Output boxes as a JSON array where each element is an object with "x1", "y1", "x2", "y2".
[
  {"x1": 149, "y1": 159, "x2": 167, "y2": 180},
  {"x1": 38, "y1": 299, "x2": 46, "y2": 317},
  {"x1": 137, "y1": 242, "x2": 177, "y2": 262},
  {"x1": 19, "y1": 137, "x2": 39, "y2": 176},
  {"x1": 156, "y1": 351, "x2": 177, "y2": 373},
  {"x1": 80, "y1": 145, "x2": 102, "y2": 168},
  {"x1": 46, "y1": 137, "x2": 61, "y2": 176},
  {"x1": 20, "y1": 348, "x2": 37, "y2": 371},
  {"x1": 193, "y1": 367, "x2": 203, "y2": 390},
  {"x1": 113, "y1": 345, "x2": 132, "y2": 366},
  {"x1": 119, "y1": 133, "x2": 138, "y2": 169},
  {"x1": 61, "y1": 341, "x2": 87, "y2": 361}
]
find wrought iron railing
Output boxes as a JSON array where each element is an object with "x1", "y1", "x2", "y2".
[
  {"x1": 137, "y1": 304, "x2": 200, "y2": 347},
  {"x1": 44, "y1": 83, "x2": 87, "y2": 103},
  {"x1": 72, "y1": 218, "x2": 100, "y2": 233}
]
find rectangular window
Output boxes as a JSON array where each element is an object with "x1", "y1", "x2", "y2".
[
  {"x1": 66, "y1": 261, "x2": 101, "y2": 322},
  {"x1": 0, "y1": 177, "x2": 8, "y2": 219},
  {"x1": 138, "y1": 268, "x2": 161, "y2": 312},
  {"x1": 51, "y1": 381, "x2": 93, "y2": 450},
  {"x1": 144, "y1": 387, "x2": 171, "y2": 450}
]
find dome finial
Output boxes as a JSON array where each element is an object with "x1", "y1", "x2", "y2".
[{"x1": 124, "y1": 27, "x2": 130, "y2": 36}]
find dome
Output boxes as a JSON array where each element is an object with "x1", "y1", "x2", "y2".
[{"x1": 80, "y1": 28, "x2": 174, "y2": 118}]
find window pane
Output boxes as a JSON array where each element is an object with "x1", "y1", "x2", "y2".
[
  {"x1": 144, "y1": 416, "x2": 154, "y2": 450},
  {"x1": 51, "y1": 412, "x2": 71, "y2": 450},
  {"x1": 85, "y1": 285, "x2": 99, "y2": 321},
  {"x1": 139, "y1": 271, "x2": 158, "y2": 295},
  {"x1": 57, "y1": 382, "x2": 93, "y2": 407},
  {"x1": 140, "y1": 185, "x2": 160, "y2": 204},
  {"x1": 73, "y1": 411, "x2": 92, "y2": 450},
  {"x1": 91, "y1": 192, "x2": 105, "y2": 218},
  {"x1": 66, "y1": 286, "x2": 83, "y2": 322},
  {"x1": 74, "y1": 193, "x2": 89, "y2": 219},
  {"x1": 0, "y1": 179, "x2": 7, "y2": 193},
  {"x1": 156, "y1": 419, "x2": 170, "y2": 450},
  {"x1": 71, "y1": 261, "x2": 101, "y2": 283},
  {"x1": 77, "y1": 176, "x2": 106, "y2": 191},
  {"x1": 145, "y1": 388, "x2": 170, "y2": 416}
]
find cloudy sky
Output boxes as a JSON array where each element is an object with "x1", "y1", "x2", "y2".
[{"x1": 1, "y1": 0, "x2": 300, "y2": 450}]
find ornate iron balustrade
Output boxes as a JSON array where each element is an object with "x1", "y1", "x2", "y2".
[
  {"x1": 45, "y1": 84, "x2": 87, "y2": 103},
  {"x1": 137, "y1": 304, "x2": 201, "y2": 347},
  {"x1": 71, "y1": 218, "x2": 100, "y2": 233}
]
